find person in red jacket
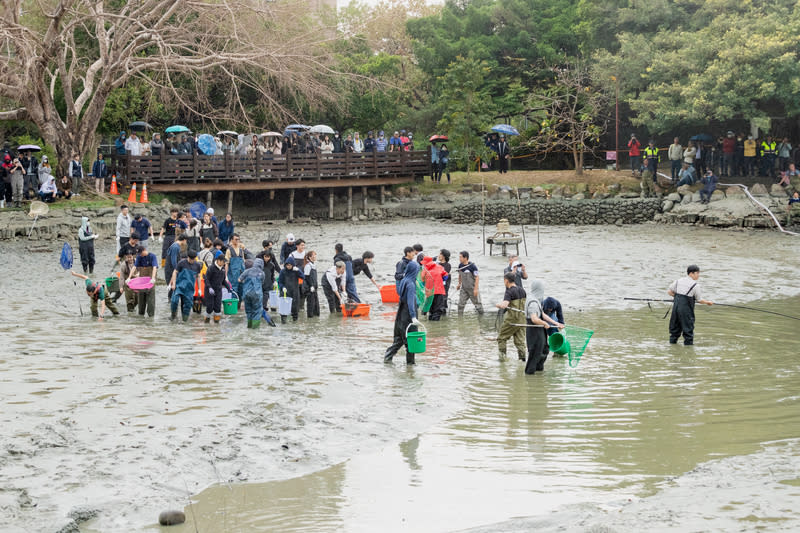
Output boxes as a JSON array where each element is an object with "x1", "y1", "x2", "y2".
[
  {"x1": 422, "y1": 257, "x2": 448, "y2": 321},
  {"x1": 721, "y1": 131, "x2": 736, "y2": 177},
  {"x1": 628, "y1": 134, "x2": 642, "y2": 175}
]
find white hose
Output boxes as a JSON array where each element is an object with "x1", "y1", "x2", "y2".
[{"x1": 719, "y1": 183, "x2": 799, "y2": 236}]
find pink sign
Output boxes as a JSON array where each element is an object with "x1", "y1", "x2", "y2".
[{"x1": 606, "y1": 151, "x2": 617, "y2": 161}]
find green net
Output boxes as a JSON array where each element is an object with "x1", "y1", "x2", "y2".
[
  {"x1": 564, "y1": 325, "x2": 594, "y2": 368},
  {"x1": 416, "y1": 269, "x2": 435, "y2": 313}
]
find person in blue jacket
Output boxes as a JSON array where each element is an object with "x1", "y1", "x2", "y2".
[
  {"x1": 217, "y1": 213, "x2": 235, "y2": 245},
  {"x1": 239, "y1": 258, "x2": 266, "y2": 328},
  {"x1": 169, "y1": 249, "x2": 202, "y2": 322},
  {"x1": 384, "y1": 260, "x2": 422, "y2": 365}
]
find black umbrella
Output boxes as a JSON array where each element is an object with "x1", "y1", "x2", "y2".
[
  {"x1": 689, "y1": 133, "x2": 714, "y2": 143},
  {"x1": 129, "y1": 121, "x2": 153, "y2": 131}
]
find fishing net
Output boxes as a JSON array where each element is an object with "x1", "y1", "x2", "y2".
[
  {"x1": 60, "y1": 242, "x2": 73, "y2": 270},
  {"x1": 563, "y1": 325, "x2": 594, "y2": 368}
]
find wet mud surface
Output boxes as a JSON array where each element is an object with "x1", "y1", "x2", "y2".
[{"x1": 0, "y1": 222, "x2": 798, "y2": 532}]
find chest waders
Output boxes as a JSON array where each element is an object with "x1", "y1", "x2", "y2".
[
  {"x1": 171, "y1": 268, "x2": 198, "y2": 321},
  {"x1": 669, "y1": 283, "x2": 696, "y2": 345}
]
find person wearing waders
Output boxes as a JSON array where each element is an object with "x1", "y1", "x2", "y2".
[
  {"x1": 203, "y1": 252, "x2": 229, "y2": 323},
  {"x1": 128, "y1": 243, "x2": 158, "y2": 317},
  {"x1": 495, "y1": 272, "x2": 527, "y2": 361},
  {"x1": 78, "y1": 217, "x2": 99, "y2": 274},
  {"x1": 303, "y1": 251, "x2": 320, "y2": 318},
  {"x1": 322, "y1": 261, "x2": 347, "y2": 313},
  {"x1": 384, "y1": 259, "x2": 422, "y2": 365},
  {"x1": 525, "y1": 279, "x2": 563, "y2": 374},
  {"x1": 226, "y1": 233, "x2": 249, "y2": 306},
  {"x1": 239, "y1": 258, "x2": 266, "y2": 328},
  {"x1": 165, "y1": 234, "x2": 187, "y2": 300},
  {"x1": 668, "y1": 264, "x2": 713, "y2": 345},
  {"x1": 333, "y1": 243, "x2": 358, "y2": 302},
  {"x1": 277, "y1": 256, "x2": 304, "y2": 322},
  {"x1": 456, "y1": 251, "x2": 484, "y2": 316},
  {"x1": 169, "y1": 249, "x2": 202, "y2": 322},
  {"x1": 71, "y1": 271, "x2": 120, "y2": 320}
]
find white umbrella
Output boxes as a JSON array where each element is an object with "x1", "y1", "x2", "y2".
[
  {"x1": 309, "y1": 124, "x2": 335, "y2": 134},
  {"x1": 260, "y1": 131, "x2": 283, "y2": 137},
  {"x1": 216, "y1": 130, "x2": 238, "y2": 137}
]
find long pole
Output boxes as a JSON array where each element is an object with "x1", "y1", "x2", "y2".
[
  {"x1": 481, "y1": 175, "x2": 486, "y2": 255},
  {"x1": 516, "y1": 188, "x2": 528, "y2": 255},
  {"x1": 614, "y1": 75, "x2": 620, "y2": 172}
]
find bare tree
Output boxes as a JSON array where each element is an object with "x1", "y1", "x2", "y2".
[
  {"x1": 0, "y1": 0, "x2": 343, "y2": 173},
  {"x1": 525, "y1": 64, "x2": 609, "y2": 176}
]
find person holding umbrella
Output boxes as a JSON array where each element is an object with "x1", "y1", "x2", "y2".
[
  {"x1": 20, "y1": 150, "x2": 38, "y2": 199},
  {"x1": 497, "y1": 135, "x2": 510, "y2": 174}
]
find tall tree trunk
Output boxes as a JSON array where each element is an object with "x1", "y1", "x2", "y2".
[{"x1": 573, "y1": 147, "x2": 583, "y2": 176}]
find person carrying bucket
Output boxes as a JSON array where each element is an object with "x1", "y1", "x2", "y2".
[
  {"x1": 495, "y1": 272, "x2": 527, "y2": 362},
  {"x1": 668, "y1": 264, "x2": 713, "y2": 345},
  {"x1": 70, "y1": 271, "x2": 120, "y2": 320},
  {"x1": 384, "y1": 259, "x2": 422, "y2": 365},
  {"x1": 277, "y1": 256, "x2": 304, "y2": 322},
  {"x1": 525, "y1": 279, "x2": 564, "y2": 374},
  {"x1": 203, "y1": 251, "x2": 229, "y2": 323},
  {"x1": 226, "y1": 233, "x2": 249, "y2": 308},
  {"x1": 321, "y1": 261, "x2": 347, "y2": 313},
  {"x1": 239, "y1": 258, "x2": 265, "y2": 328},
  {"x1": 169, "y1": 249, "x2": 202, "y2": 322},
  {"x1": 128, "y1": 243, "x2": 158, "y2": 317}
]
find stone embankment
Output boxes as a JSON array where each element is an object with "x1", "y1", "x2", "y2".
[{"x1": 0, "y1": 183, "x2": 794, "y2": 241}]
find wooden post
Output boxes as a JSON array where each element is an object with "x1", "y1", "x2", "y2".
[
  {"x1": 328, "y1": 189, "x2": 334, "y2": 219},
  {"x1": 347, "y1": 186, "x2": 353, "y2": 218},
  {"x1": 159, "y1": 152, "x2": 166, "y2": 182},
  {"x1": 269, "y1": 190, "x2": 275, "y2": 200},
  {"x1": 362, "y1": 186, "x2": 368, "y2": 211},
  {"x1": 379, "y1": 185, "x2": 385, "y2": 205},
  {"x1": 289, "y1": 189, "x2": 295, "y2": 221},
  {"x1": 192, "y1": 151, "x2": 198, "y2": 183},
  {"x1": 308, "y1": 188, "x2": 313, "y2": 198},
  {"x1": 227, "y1": 191, "x2": 234, "y2": 214}
]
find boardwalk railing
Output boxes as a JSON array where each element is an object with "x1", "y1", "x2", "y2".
[{"x1": 113, "y1": 150, "x2": 431, "y2": 191}]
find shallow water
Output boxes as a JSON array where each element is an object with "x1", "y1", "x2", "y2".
[{"x1": 0, "y1": 222, "x2": 798, "y2": 532}]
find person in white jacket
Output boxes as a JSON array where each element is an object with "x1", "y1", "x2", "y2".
[{"x1": 116, "y1": 204, "x2": 132, "y2": 252}]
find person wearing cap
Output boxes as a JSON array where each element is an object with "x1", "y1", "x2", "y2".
[
  {"x1": 71, "y1": 271, "x2": 120, "y2": 320},
  {"x1": 699, "y1": 169, "x2": 718, "y2": 204},
  {"x1": 497, "y1": 134, "x2": 510, "y2": 173},
  {"x1": 375, "y1": 131, "x2": 387, "y2": 152},
  {"x1": 628, "y1": 134, "x2": 642, "y2": 175},
  {"x1": 675, "y1": 161, "x2": 697, "y2": 188},
  {"x1": 722, "y1": 131, "x2": 736, "y2": 177},
  {"x1": 280, "y1": 233, "x2": 297, "y2": 264},
  {"x1": 668, "y1": 265, "x2": 713, "y2": 346},
  {"x1": 503, "y1": 254, "x2": 527, "y2": 288},
  {"x1": 389, "y1": 131, "x2": 402, "y2": 152}
]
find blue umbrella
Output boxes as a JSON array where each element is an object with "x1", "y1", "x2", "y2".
[
  {"x1": 197, "y1": 134, "x2": 217, "y2": 155},
  {"x1": 491, "y1": 124, "x2": 520, "y2": 136},
  {"x1": 689, "y1": 133, "x2": 714, "y2": 143},
  {"x1": 165, "y1": 125, "x2": 190, "y2": 133},
  {"x1": 189, "y1": 201, "x2": 207, "y2": 220}
]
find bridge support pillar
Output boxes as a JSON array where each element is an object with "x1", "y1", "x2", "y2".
[
  {"x1": 308, "y1": 189, "x2": 313, "y2": 199},
  {"x1": 227, "y1": 191, "x2": 233, "y2": 214},
  {"x1": 329, "y1": 189, "x2": 334, "y2": 219},
  {"x1": 362, "y1": 186, "x2": 368, "y2": 212},
  {"x1": 269, "y1": 190, "x2": 275, "y2": 200},
  {"x1": 207, "y1": 191, "x2": 212, "y2": 210},
  {"x1": 347, "y1": 187, "x2": 353, "y2": 218},
  {"x1": 289, "y1": 189, "x2": 295, "y2": 221},
  {"x1": 379, "y1": 186, "x2": 385, "y2": 205}
]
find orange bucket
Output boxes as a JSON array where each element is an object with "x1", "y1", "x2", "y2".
[
  {"x1": 343, "y1": 303, "x2": 371, "y2": 317},
  {"x1": 379, "y1": 284, "x2": 399, "y2": 303}
]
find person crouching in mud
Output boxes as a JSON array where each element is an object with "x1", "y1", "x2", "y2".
[
  {"x1": 71, "y1": 271, "x2": 120, "y2": 320},
  {"x1": 384, "y1": 259, "x2": 422, "y2": 365},
  {"x1": 668, "y1": 264, "x2": 713, "y2": 345}
]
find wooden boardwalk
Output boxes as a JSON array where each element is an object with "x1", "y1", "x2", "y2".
[{"x1": 111, "y1": 150, "x2": 431, "y2": 217}]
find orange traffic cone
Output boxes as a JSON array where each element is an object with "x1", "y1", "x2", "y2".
[
  {"x1": 139, "y1": 183, "x2": 149, "y2": 204},
  {"x1": 109, "y1": 174, "x2": 120, "y2": 195},
  {"x1": 128, "y1": 182, "x2": 138, "y2": 203}
]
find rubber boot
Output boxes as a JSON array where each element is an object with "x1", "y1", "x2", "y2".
[
  {"x1": 182, "y1": 314, "x2": 189, "y2": 322},
  {"x1": 498, "y1": 351, "x2": 507, "y2": 362},
  {"x1": 204, "y1": 317, "x2": 210, "y2": 323},
  {"x1": 280, "y1": 315, "x2": 287, "y2": 324},
  {"x1": 406, "y1": 352, "x2": 415, "y2": 365},
  {"x1": 252, "y1": 320, "x2": 260, "y2": 329},
  {"x1": 214, "y1": 315, "x2": 221, "y2": 323},
  {"x1": 383, "y1": 349, "x2": 394, "y2": 363},
  {"x1": 171, "y1": 309, "x2": 178, "y2": 321},
  {"x1": 246, "y1": 319, "x2": 252, "y2": 329}
]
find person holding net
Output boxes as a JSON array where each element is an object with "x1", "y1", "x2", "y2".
[{"x1": 525, "y1": 280, "x2": 564, "y2": 375}]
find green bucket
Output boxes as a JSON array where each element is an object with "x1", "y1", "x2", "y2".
[
  {"x1": 105, "y1": 276, "x2": 119, "y2": 293},
  {"x1": 548, "y1": 331, "x2": 570, "y2": 355},
  {"x1": 406, "y1": 323, "x2": 427, "y2": 354},
  {"x1": 222, "y1": 298, "x2": 239, "y2": 315}
]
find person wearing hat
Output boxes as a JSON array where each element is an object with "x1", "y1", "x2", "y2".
[
  {"x1": 280, "y1": 233, "x2": 297, "y2": 264},
  {"x1": 503, "y1": 254, "x2": 527, "y2": 288},
  {"x1": 115, "y1": 131, "x2": 127, "y2": 155},
  {"x1": 364, "y1": 131, "x2": 375, "y2": 152},
  {"x1": 628, "y1": 134, "x2": 642, "y2": 175},
  {"x1": 389, "y1": 131, "x2": 402, "y2": 152},
  {"x1": 497, "y1": 134, "x2": 510, "y2": 173},
  {"x1": 668, "y1": 265, "x2": 713, "y2": 345},
  {"x1": 375, "y1": 131, "x2": 387, "y2": 152},
  {"x1": 71, "y1": 270, "x2": 120, "y2": 320}
]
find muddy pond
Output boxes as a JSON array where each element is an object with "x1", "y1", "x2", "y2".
[{"x1": 1, "y1": 221, "x2": 799, "y2": 532}]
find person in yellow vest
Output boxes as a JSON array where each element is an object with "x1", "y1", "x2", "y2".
[
  {"x1": 760, "y1": 135, "x2": 777, "y2": 178},
  {"x1": 743, "y1": 135, "x2": 757, "y2": 177},
  {"x1": 644, "y1": 139, "x2": 659, "y2": 173}
]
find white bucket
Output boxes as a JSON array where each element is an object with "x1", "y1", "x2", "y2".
[{"x1": 278, "y1": 296, "x2": 293, "y2": 315}]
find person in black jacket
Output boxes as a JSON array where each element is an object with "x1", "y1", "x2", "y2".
[
  {"x1": 302, "y1": 251, "x2": 320, "y2": 318},
  {"x1": 497, "y1": 135, "x2": 510, "y2": 173},
  {"x1": 350, "y1": 251, "x2": 380, "y2": 302},
  {"x1": 395, "y1": 246, "x2": 415, "y2": 287},
  {"x1": 333, "y1": 243, "x2": 356, "y2": 302},
  {"x1": 203, "y1": 253, "x2": 230, "y2": 323},
  {"x1": 280, "y1": 233, "x2": 297, "y2": 264},
  {"x1": 277, "y1": 256, "x2": 304, "y2": 322},
  {"x1": 257, "y1": 239, "x2": 281, "y2": 309}
]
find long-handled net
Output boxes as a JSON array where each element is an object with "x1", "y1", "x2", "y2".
[{"x1": 563, "y1": 325, "x2": 593, "y2": 367}]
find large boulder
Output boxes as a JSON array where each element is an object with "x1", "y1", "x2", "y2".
[
  {"x1": 571, "y1": 192, "x2": 585, "y2": 200},
  {"x1": 750, "y1": 183, "x2": 769, "y2": 196},
  {"x1": 662, "y1": 200, "x2": 674, "y2": 212},
  {"x1": 770, "y1": 184, "x2": 789, "y2": 197},
  {"x1": 710, "y1": 190, "x2": 726, "y2": 202},
  {"x1": 691, "y1": 191, "x2": 702, "y2": 203},
  {"x1": 724, "y1": 185, "x2": 745, "y2": 196},
  {"x1": 676, "y1": 184, "x2": 693, "y2": 197},
  {"x1": 666, "y1": 192, "x2": 682, "y2": 202}
]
